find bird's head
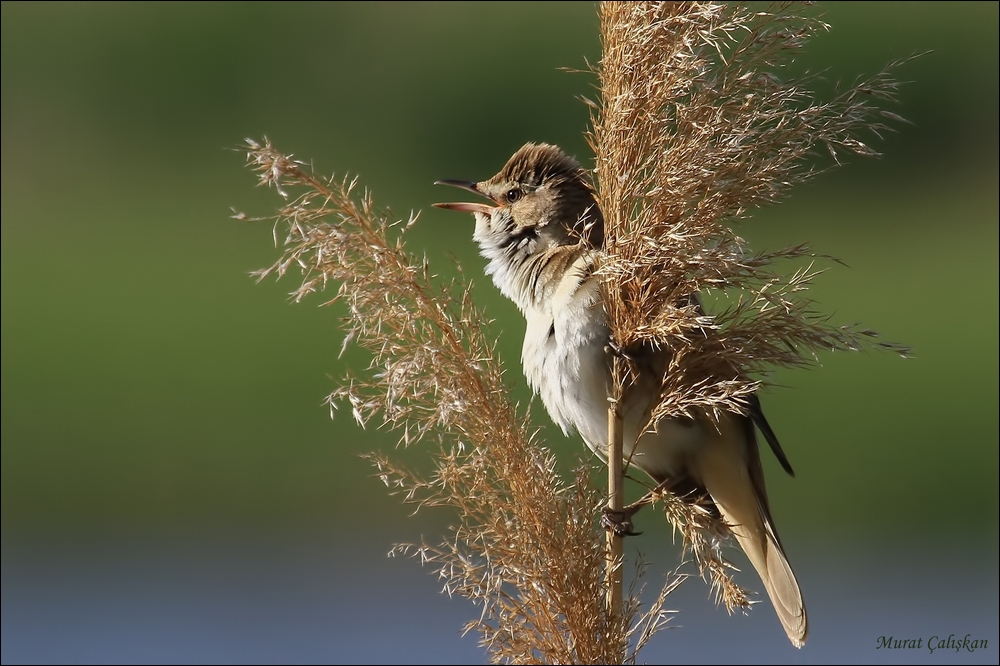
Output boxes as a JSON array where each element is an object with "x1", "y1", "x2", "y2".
[{"x1": 435, "y1": 143, "x2": 603, "y2": 258}]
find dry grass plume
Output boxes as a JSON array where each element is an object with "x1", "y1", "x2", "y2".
[
  {"x1": 237, "y1": 139, "x2": 674, "y2": 663},
  {"x1": 589, "y1": 1, "x2": 909, "y2": 612}
]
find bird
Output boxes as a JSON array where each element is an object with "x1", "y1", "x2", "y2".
[{"x1": 434, "y1": 142, "x2": 808, "y2": 648}]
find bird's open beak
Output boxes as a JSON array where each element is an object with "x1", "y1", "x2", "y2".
[{"x1": 433, "y1": 179, "x2": 496, "y2": 214}]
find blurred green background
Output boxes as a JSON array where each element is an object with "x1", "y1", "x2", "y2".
[{"x1": 2, "y1": 2, "x2": 997, "y2": 663}]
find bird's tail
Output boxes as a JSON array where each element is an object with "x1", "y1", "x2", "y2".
[
  {"x1": 696, "y1": 424, "x2": 809, "y2": 648},
  {"x1": 731, "y1": 513, "x2": 809, "y2": 648}
]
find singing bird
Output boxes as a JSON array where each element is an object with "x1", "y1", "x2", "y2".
[{"x1": 435, "y1": 143, "x2": 807, "y2": 648}]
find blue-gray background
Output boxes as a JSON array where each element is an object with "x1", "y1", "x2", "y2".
[{"x1": 2, "y1": 2, "x2": 997, "y2": 664}]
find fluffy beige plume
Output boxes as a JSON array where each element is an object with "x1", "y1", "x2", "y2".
[
  {"x1": 239, "y1": 138, "x2": 679, "y2": 664},
  {"x1": 589, "y1": 1, "x2": 909, "y2": 613}
]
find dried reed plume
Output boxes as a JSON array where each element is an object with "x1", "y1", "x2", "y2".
[
  {"x1": 588, "y1": 1, "x2": 909, "y2": 611},
  {"x1": 240, "y1": 2, "x2": 910, "y2": 662},
  {"x1": 238, "y1": 139, "x2": 674, "y2": 663}
]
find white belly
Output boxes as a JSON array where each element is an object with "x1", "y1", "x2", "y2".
[{"x1": 520, "y1": 274, "x2": 704, "y2": 481}]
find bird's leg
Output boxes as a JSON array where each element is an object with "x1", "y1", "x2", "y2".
[
  {"x1": 604, "y1": 340, "x2": 641, "y2": 363},
  {"x1": 601, "y1": 478, "x2": 674, "y2": 538},
  {"x1": 601, "y1": 504, "x2": 643, "y2": 537}
]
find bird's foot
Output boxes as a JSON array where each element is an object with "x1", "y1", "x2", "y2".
[
  {"x1": 602, "y1": 504, "x2": 644, "y2": 537},
  {"x1": 604, "y1": 340, "x2": 637, "y2": 362}
]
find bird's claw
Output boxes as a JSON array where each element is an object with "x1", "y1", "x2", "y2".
[
  {"x1": 602, "y1": 506, "x2": 643, "y2": 537},
  {"x1": 604, "y1": 339, "x2": 644, "y2": 363}
]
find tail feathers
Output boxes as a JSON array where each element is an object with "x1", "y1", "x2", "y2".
[
  {"x1": 718, "y1": 501, "x2": 808, "y2": 647},
  {"x1": 761, "y1": 532, "x2": 808, "y2": 648},
  {"x1": 695, "y1": 422, "x2": 809, "y2": 648}
]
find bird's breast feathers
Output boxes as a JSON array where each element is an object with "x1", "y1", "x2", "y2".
[
  {"x1": 521, "y1": 253, "x2": 609, "y2": 448},
  {"x1": 519, "y1": 251, "x2": 705, "y2": 479}
]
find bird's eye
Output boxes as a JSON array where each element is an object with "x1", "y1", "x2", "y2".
[{"x1": 505, "y1": 189, "x2": 523, "y2": 204}]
